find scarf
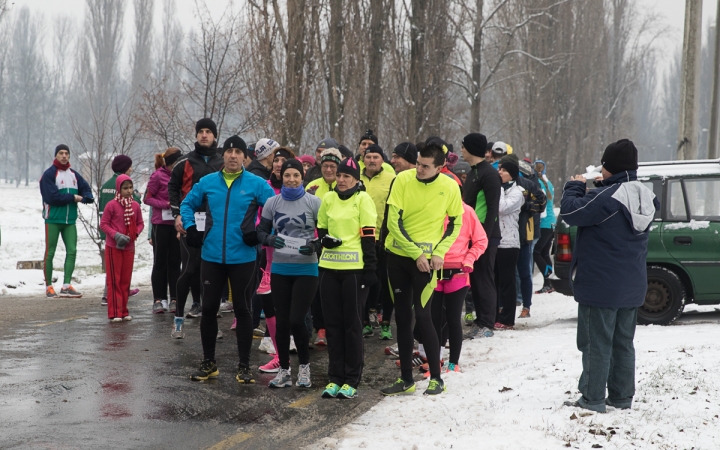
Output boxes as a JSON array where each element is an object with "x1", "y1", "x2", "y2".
[
  {"x1": 269, "y1": 173, "x2": 283, "y2": 190},
  {"x1": 335, "y1": 181, "x2": 364, "y2": 200},
  {"x1": 194, "y1": 141, "x2": 217, "y2": 157},
  {"x1": 115, "y1": 192, "x2": 137, "y2": 240},
  {"x1": 53, "y1": 159, "x2": 70, "y2": 171},
  {"x1": 281, "y1": 185, "x2": 306, "y2": 201}
]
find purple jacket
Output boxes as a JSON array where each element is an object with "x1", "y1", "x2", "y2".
[{"x1": 144, "y1": 167, "x2": 174, "y2": 225}]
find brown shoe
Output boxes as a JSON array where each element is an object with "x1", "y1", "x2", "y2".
[{"x1": 518, "y1": 308, "x2": 530, "y2": 319}]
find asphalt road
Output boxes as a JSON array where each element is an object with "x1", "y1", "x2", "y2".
[{"x1": 0, "y1": 292, "x2": 402, "y2": 450}]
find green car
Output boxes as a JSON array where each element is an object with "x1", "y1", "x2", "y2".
[{"x1": 553, "y1": 158, "x2": 720, "y2": 325}]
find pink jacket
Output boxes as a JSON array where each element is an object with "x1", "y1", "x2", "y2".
[
  {"x1": 101, "y1": 175, "x2": 145, "y2": 251},
  {"x1": 443, "y1": 203, "x2": 488, "y2": 269},
  {"x1": 144, "y1": 166, "x2": 173, "y2": 225}
]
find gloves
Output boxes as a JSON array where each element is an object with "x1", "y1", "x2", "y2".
[
  {"x1": 462, "y1": 265, "x2": 474, "y2": 274},
  {"x1": 81, "y1": 196, "x2": 95, "y2": 204},
  {"x1": 114, "y1": 233, "x2": 131, "y2": 249},
  {"x1": 186, "y1": 225, "x2": 203, "y2": 248},
  {"x1": 242, "y1": 231, "x2": 259, "y2": 247},
  {"x1": 267, "y1": 235, "x2": 286, "y2": 249},
  {"x1": 321, "y1": 235, "x2": 343, "y2": 249},
  {"x1": 361, "y1": 270, "x2": 378, "y2": 288},
  {"x1": 299, "y1": 240, "x2": 320, "y2": 256}
]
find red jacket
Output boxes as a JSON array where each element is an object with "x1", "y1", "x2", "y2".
[
  {"x1": 101, "y1": 199, "x2": 145, "y2": 251},
  {"x1": 443, "y1": 203, "x2": 488, "y2": 269}
]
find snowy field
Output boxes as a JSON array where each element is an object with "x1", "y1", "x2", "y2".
[{"x1": 2, "y1": 184, "x2": 720, "y2": 449}]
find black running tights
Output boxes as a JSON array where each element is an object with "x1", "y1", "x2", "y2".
[
  {"x1": 431, "y1": 286, "x2": 469, "y2": 365},
  {"x1": 271, "y1": 273, "x2": 318, "y2": 369},
  {"x1": 175, "y1": 235, "x2": 202, "y2": 317},
  {"x1": 151, "y1": 224, "x2": 180, "y2": 301}
]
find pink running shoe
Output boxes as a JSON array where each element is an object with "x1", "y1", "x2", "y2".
[
  {"x1": 129, "y1": 288, "x2": 140, "y2": 297},
  {"x1": 257, "y1": 269, "x2": 271, "y2": 295},
  {"x1": 259, "y1": 356, "x2": 281, "y2": 373},
  {"x1": 231, "y1": 318, "x2": 237, "y2": 330}
]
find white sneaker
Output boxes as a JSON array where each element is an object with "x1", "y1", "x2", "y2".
[
  {"x1": 259, "y1": 337, "x2": 276, "y2": 355},
  {"x1": 296, "y1": 363, "x2": 311, "y2": 388},
  {"x1": 161, "y1": 300, "x2": 169, "y2": 311},
  {"x1": 268, "y1": 368, "x2": 292, "y2": 388},
  {"x1": 123, "y1": 316, "x2": 132, "y2": 321},
  {"x1": 289, "y1": 336, "x2": 297, "y2": 354}
]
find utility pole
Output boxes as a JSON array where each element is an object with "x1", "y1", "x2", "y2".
[
  {"x1": 709, "y1": 0, "x2": 720, "y2": 159},
  {"x1": 677, "y1": 0, "x2": 703, "y2": 160}
]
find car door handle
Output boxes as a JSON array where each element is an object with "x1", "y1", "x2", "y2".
[{"x1": 674, "y1": 236, "x2": 692, "y2": 245}]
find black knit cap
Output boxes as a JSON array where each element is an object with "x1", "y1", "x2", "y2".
[
  {"x1": 337, "y1": 157, "x2": 361, "y2": 180},
  {"x1": 486, "y1": 141, "x2": 494, "y2": 151},
  {"x1": 223, "y1": 135, "x2": 247, "y2": 153},
  {"x1": 364, "y1": 144, "x2": 384, "y2": 157},
  {"x1": 359, "y1": 129, "x2": 378, "y2": 145},
  {"x1": 461, "y1": 133, "x2": 488, "y2": 157},
  {"x1": 499, "y1": 156, "x2": 519, "y2": 180},
  {"x1": 280, "y1": 158, "x2": 305, "y2": 179},
  {"x1": 338, "y1": 145, "x2": 353, "y2": 160},
  {"x1": 195, "y1": 118, "x2": 218, "y2": 138},
  {"x1": 393, "y1": 142, "x2": 418, "y2": 164},
  {"x1": 55, "y1": 144, "x2": 70, "y2": 156},
  {"x1": 273, "y1": 148, "x2": 295, "y2": 161},
  {"x1": 602, "y1": 138, "x2": 638, "y2": 174},
  {"x1": 112, "y1": 155, "x2": 133, "y2": 173}
]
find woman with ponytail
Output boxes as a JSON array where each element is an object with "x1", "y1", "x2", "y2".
[{"x1": 144, "y1": 148, "x2": 183, "y2": 314}]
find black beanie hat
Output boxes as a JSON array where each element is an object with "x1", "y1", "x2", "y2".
[
  {"x1": 486, "y1": 141, "x2": 494, "y2": 151},
  {"x1": 55, "y1": 144, "x2": 70, "y2": 156},
  {"x1": 195, "y1": 118, "x2": 218, "y2": 138},
  {"x1": 273, "y1": 148, "x2": 295, "y2": 161},
  {"x1": 392, "y1": 142, "x2": 418, "y2": 164},
  {"x1": 337, "y1": 157, "x2": 361, "y2": 180},
  {"x1": 338, "y1": 145, "x2": 353, "y2": 160},
  {"x1": 364, "y1": 144, "x2": 384, "y2": 157},
  {"x1": 223, "y1": 135, "x2": 247, "y2": 153},
  {"x1": 461, "y1": 133, "x2": 488, "y2": 157},
  {"x1": 280, "y1": 158, "x2": 305, "y2": 179},
  {"x1": 359, "y1": 129, "x2": 378, "y2": 145},
  {"x1": 112, "y1": 155, "x2": 133, "y2": 173},
  {"x1": 499, "y1": 156, "x2": 519, "y2": 180},
  {"x1": 602, "y1": 139, "x2": 638, "y2": 174}
]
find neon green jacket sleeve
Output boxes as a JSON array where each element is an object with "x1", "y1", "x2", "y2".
[{"x1": 387, "y1": 204, "x2": 425, "y2": 260}]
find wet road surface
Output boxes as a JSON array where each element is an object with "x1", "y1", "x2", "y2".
[{"x1": 0, "y1": 294, "x2": 401, "y2": 449}]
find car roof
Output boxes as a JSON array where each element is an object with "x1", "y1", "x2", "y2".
[{"x1": 637, "y1": 158, "x2": 720, "y2": 178}]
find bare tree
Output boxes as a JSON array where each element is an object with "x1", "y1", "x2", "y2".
[
  {"x1": 85, "y1": 0, "x2": 126, "y2": 108},
  {"x1": 130, "y1": 0, "x2": 154, "y2": 94},
  {"x1": 365, "y1": 0, "x2": 386, "y2": 133}
]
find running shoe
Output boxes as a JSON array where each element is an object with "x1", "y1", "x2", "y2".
[
  {"x1": 464, "y1": 313, "x2": 475, "y2": 326},
  {"x1": 236, "y1": 364, "x2": 256, "y2": 384},
  {"x1": 190, "y1": 360, "x2": 219, "y2": 381},
  {"x1": 445, "y1": 363, "x2": 461, "y2": 373},
  {"x1": 419, "y1": 360, "x2": 443, "y2": 374},
  {"x1": 463, "y1": 323, "x2": 481, "y2": 340},
  {"x1": 46, "y1": 286, "x2": 58, "y2": 298},
  {"x1": 168, "y1": 300, "x2": 177, "y2": 313},
  {"x1": 384, "y1": 343, "x2": 399, "y2": 357},
  {"x1": 379, "y1": 324, "x2": 392, "y2": 340},
  {"x1": 186, "y1": 303, "x2": 201, "y2": 318},
  {"x1": 380, "y1": 378, "x2": 416, "y2": 396},
  {"x1": 252, "y1": 326, "x2": 265, "y2": 337},
  {"x1": 314, "y1": 329, "x2": 327, "y2": 346},
  {"x1": 110, "y1": 318, "x2": 122, "y2": 323},
  {"x1": 123, "y1": 316, "x2": 132, "y2": 321},
  {"x1": 494, "y1": 322, "x2": 514, "y2": 330},
  {"x1": 217, "y1": 330, "x2": 223, "y2": 340},
  {"x1": 424, "y1": 378, "x2": 446, "y2": 395},
  {"x1": 231, "y1": 319, "x2": 237, "y2": 330},
  {"x1": 257, "y1": 269, "x2": 271, "y2": 295},
  {"x1": 161, "y1": 300, "x2": 169, "y2": 311},
  {"x1": 337, "y1": 384, "x2": 357, "y2": 399},
  {"x1": 268, "y1": 368, "x2": 292, "y2": 388},
  {"x1": 368, "y1": 309, "x2": 379, "y2": 328},
  {"x1": 153, "y1": 302, "x2": 165, "y2": 314},
  {"x1": 395, "y1": 355, "x2": 426, "y2": 369},
  {"x1": 322, "y1": 383, "x2": 341, "y2": 398},
  {"x1": 518, "y1": 308, "x2": 530, "y2": 318},
  {"x1": 481, "y1": 327, "x2": 494, "y2": 338},
  {"x1": 259, "y1": 356, "x2": 281, "y2": 373},
  {"x1": 59, "y1": 286, "x2": 82, "y2": 298},
  {"x1": 377, "y1": 312, "x2": 383, "y2": 324},
  {"x1": 289, "y1": 336, "x2": 297, "y2": 354},
  {"x1": 129, "y1": 288, "x2": 140, "y2": 297},
  {"x1": 362, "y1": 325, "x2": 373, "y2": 338},
  {"x1": 101, "y1": 297, "x2": 108, "y2": 306},
  {"x1": 296, "y1": 364, "x2": 312, "y2": 388},
  {"x1": 259, "y1": 337, "x2": 276, "y2": 354},
  {"x1": 172, "y1": 317, "x2": 185, "y2": 339},
  {"x1": 535, "y1": 285, "x2": 555, "y2": 294},
  {"x1": 220, "y1": 301, "x2": 234, "y2": 313},
  {"x1": 260, "y1": 309, "x2": 265, "y2": 319}
]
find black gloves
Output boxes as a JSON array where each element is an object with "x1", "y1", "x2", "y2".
[
  {"x1": 361, "y1": 270, "x2": 378, "y2": 289},
  {"x1": 114, "y1": 233, "x2": 130, "y2": 249},
  {"x1": 81, "y1": 196, "x2": 95, "y2": 204},
  {"x1": 242, "y1": 231, "x2": 259, "y2": 247},
  {"x1": 186, "y1": 225, "x2": 203, "y2": 248},
  {"x1": 299, "y1": 239, "x2": 321, "y2": 256},
  {"x1": 321, "y1": 235, "x2": 343, "y2": 249},
  {"x1": 267, "y1": 235, "x2": 286, "y2": 249}
]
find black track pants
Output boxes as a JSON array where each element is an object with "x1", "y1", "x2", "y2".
[
  {"x1": 496, "y1": 248, "x2": 520, "y2": 326},
  {"x1": 151, "y1": 224, "x2": 180, "y2": 301},
  {"x1": 199, "y1": 260, "x2": 255, "y2": 364},
  {"x1": 175, "y1": 236, "x2": 202, "y2": 317},
  {"x1": 271, "y1": 274, "x2": 318, "y2": 369},
  {"x1": 320, "y1": 269, "x2": 369, "y2": 388},
  {"x1": 431, "y1": 286, "x2": 468, "y2": 365},
  {"x1": 387, "y1": 252, "x2": 441, "y2": 382},
  {"x1": 470, "y1": 243, "x2": 498, "y2": 329}
]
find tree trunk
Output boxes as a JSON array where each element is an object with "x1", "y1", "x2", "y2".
[
  {"x1": 327, "y1": 0, "x2": 344, "y2": 140},
  {"x1": 469, "y1": 0, "x2": 484, "y2": 132},
  {"x1": 408, "y1": 0, "x2": 427, "y2": 141},
  {"x1": 365, "y1": 0, "x2": 384, "y2": 133},
  {"x1": 283, "y1": 0, "x2": 307, "y2": 147}
]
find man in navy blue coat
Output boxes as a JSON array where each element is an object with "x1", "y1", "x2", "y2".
[{"x1": 560, "y1": 139, "x2": 659, "y2": 413}]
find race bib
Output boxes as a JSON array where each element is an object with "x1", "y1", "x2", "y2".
[
  {"x1": 195, "y1": 212, "x2": 206, "y2": 232},
  {"x1": 276, "y1": 234, "x2": 307, "y2": 254},
  {"x1": 161, "y1": 209, "x2": 173, "y2": 221}
]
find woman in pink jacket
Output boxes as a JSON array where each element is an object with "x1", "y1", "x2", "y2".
[
  {"x1": 430, "y1": 202, "x2": 487, "y2": 374},
  {"x1": 100, "y1": 174, "x2": 145, "y2": 322},
  {"x1": 144, "y1": 148, "x2": 182, "y2": 314}
]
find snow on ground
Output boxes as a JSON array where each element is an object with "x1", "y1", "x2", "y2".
[
  {"x1": 321, "y1": 284, "x2": 720, "y2": 450},
  {"x1": 0, "y1": 183, "x2": 152, "y2": 296}
]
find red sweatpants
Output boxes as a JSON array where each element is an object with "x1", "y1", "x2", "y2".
[{"x1": 106, "y1": 247, "x2": 135, "y2": 319}]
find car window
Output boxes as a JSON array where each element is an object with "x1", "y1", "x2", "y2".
[
  {"x1": 667, "y1": 180, "x2": 687, "y2": 221},
  {"x1": 684, "y1": 178, "x2": 720, "y2": 221},
  {"x1": 641, "y1": 180, "x2": 662, "y2": 220}
]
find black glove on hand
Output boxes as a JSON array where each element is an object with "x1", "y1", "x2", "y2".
[
  {"x1": 299, "y1": 240, "x2": 320, "y2": 256},
  {"x1": 267, "y1": 235, "x2": 286, "y2": 249},
  {"x1": 321, "y1": 235, "x2": 343, "y2": 249},
  {"x1": 186, "y1": 225, "x2": 203, "y2": 248},
  {"x1": 114, "y1": 233, "x2": 130, "y2": 249},
  {"x1": 82, "y1": 196, "x2": 95, "y2": 204},
  {"x1": 242, "y1": 231, "x2": 259, "y2": 247},
  {"x1": 361, "y1": 270, "x2": 378, "y2": 289}
]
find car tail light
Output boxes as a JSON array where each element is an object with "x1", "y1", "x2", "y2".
[{"x1": 556, "y1": 233, "x2": 572, "y2": 262}]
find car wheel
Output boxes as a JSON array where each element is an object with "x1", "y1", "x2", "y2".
[{"x1": 639, "y1": 266, "x2": 686, "y2": 325}]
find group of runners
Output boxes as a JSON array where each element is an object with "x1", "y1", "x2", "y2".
[{"x1": 39, "y1": 118, "x2": 558, "y2": 398}]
